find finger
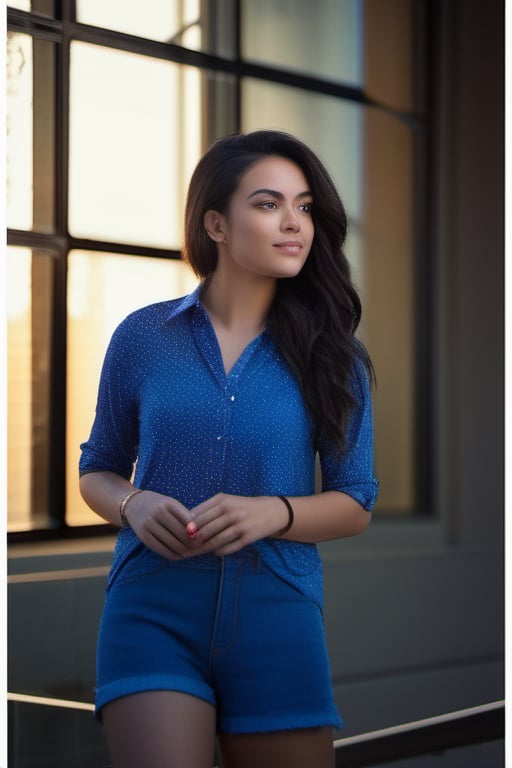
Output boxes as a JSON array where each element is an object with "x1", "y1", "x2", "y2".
[
  {"x1": 161, "y1": 500, "x2": 194, "y2": 529},
  {"x1": 214, "y1": 539, "x2": 245, "y2": 556},
  {"x1": 191, "y1": 513, "x2": 233, "y2": 544},
  {"x1": 203, "y1": 524, "x2": 244, "y2": 554},
  {"x1": 190, "y1": 494, "x2": 240, "y2": 528},
  {"x1": 146, "y1": 519, "x2": 195, "y2": 558},
  {"x1": 142, "y1": 530, "x2": 184, "y2": 560},
  {"x1": 152, "y1": 507, "x2": 195, "y2": 544},
  {"x1": 189, "y1": 506, "x2": 223, "y2": 531},
  {"x1": 189, "y1": 494, "x2": 223, "y2": 518}
]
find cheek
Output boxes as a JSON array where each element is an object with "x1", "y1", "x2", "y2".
[{"x1": 234, "y1": 216, "x2": 264, "y2": 241}]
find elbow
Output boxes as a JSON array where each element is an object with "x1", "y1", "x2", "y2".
[
  {"x1": 347, "y1": 501, "x2": 372, "y2": 537},
  {"x1": 356, "y1": 508, "x2": 372, "y2": 535},
  {"x1": 79, "y1": 470, "x2": 105, "y2": 505},
  {"x1": 331, "y1": 492, "x2": 373, "y2": 539},
  {"x1": 79, "y1": 472, "x2": 92, "y2": 504}
]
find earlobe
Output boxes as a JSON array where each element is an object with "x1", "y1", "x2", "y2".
[{"x1": 204, "y1": 210, "x2": 226, "y2": 243}]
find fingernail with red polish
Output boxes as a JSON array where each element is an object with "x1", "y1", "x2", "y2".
[{"x1": 186, "y1": 521, "x2": 197, "y2": 539}]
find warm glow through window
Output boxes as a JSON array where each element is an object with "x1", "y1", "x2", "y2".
[{"x1": 69, "y1": 42, "x2": 200, "y2": 249}]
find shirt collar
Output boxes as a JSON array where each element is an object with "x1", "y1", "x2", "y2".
[{"x1": 163, "y1": 282, "x2": 205, "y2": 324}]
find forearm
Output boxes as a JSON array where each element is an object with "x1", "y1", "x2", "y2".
[
  {"x1": 79, "y1": 470, "x2": 137, "y2": 527},
  {"x1": 277, "y1": 490, "x2": 371, "y2": 543}
]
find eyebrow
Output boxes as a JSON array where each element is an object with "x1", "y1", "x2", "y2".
[{"x1": 246, "y1": 188, "x2": 312, "y2": 200}]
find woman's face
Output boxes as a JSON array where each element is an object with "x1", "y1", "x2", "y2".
[{"x1": 212, "y1": 155, "x2": 315, "y2": 281}]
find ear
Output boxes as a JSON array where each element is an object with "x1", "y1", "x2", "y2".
[{"x1": 203, "y1": 210, "x2": 226, "y2": 243}]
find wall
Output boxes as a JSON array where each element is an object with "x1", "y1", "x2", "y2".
[{"x1": 323, "y1": 0, "x2": 505, "y2": 763}]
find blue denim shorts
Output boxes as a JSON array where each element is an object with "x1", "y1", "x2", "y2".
[{"x1": 96, "y1": 544, "x2": 343, "y2": 733}]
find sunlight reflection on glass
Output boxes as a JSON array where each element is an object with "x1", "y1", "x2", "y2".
[
  {"x1": 76, "y1": 0, "x2": 200, "y2": 45},
  {"x1": 6, "y1": 251, "x2": 32, "y2": 523},
  {"x1": 69, "y1": 42, "x2": 200, "y2": 248},
  {"x1": 7, "y1": 33, "x2": 33, "y2": 230}
]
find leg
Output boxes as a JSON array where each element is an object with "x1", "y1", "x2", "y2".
[
  {"x1": 102, "y1": 690, "x2": 217, "y2": 768},
  {"x1": 218, "y1": 727, "x2": 335, "y2": 768}
]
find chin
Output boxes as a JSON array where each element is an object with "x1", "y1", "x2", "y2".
[
  {"x1": 274, "y1": 263, "x2": 307, "y2": 279},
  {"x1": 264, "y1": 259, "x2": 307, "y2": 279}
]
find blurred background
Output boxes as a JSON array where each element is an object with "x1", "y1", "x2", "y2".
[{"x1": 5, "y1": 0, "x2": 504, "y2": 765}]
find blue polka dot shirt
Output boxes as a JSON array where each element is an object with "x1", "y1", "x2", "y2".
[{"x1": 79, "y1": 285, "x2": 378, "y2": 607}]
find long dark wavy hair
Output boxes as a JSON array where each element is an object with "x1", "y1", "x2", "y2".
[{"x1": 183, "y1": 130, "x2": 374, "y2": 453}]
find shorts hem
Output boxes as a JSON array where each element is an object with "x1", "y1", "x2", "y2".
[
  {"x1": 95, "y1": 675, "x2": 216, "y2": 720},
  {"x1": 218, "y1": 712, "x2": 344, "y2": 734}
]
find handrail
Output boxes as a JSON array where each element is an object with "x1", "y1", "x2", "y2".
[
  {"x1": 333, "y1": 700, "x2": 504, "y2": 767},
  {"x1": 7, "y1": 693, "x2": 504, "y2": 766},
  {"x1": 7, "y1": 691, "x2": 95, "y2": 712}
]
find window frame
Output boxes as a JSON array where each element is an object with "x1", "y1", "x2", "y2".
[{"x1": 6, "y1": 0, "x2": 434, "y2": 541}]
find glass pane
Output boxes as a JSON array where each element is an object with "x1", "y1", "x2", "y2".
[
  {"x1": 6, "y1": 33, "x2": 56, "y2": 232},
  {"x1": 76, "y1": 0, "x2": 198, "y2": 45},
  {"x1": 76, "y1": 0, "x2": 236, "y2": 57},
  {"x1": 361, "y1": 107, "x2": 415, "y2": 515},
  {"x1": 243, "y1": 80, "x2": 415, "y2": 514},
  {"x1": 364, "y1": 0, "x2": 415, "y2": 112},
  {"x1": 7, "y1": 247, "x2": 54, "y2": 532},
  {"x1": 69, "y1": 42, "x2": 202, "y2": 249},
  {"x1": 33, "y1": 38, "x2": 56, "y2": 231},
  {"x1": 242, "y1": 79, "x2": 363, "y2": 225},
  {"x1": 7, "y1": 1, "x2": 31, "y2": 10},
  {"x1": 7, "y1": 33, "x2": 33, "y2": 230},
  {"x1": 7, "y1": 1, "x2": 55, "y2": 15},
  {"x1": 66, "y1": 251, "x2": 199, "y2": 526},
  {"x1": 242, "y1": 0, "x2": 363, "y2": 86}
]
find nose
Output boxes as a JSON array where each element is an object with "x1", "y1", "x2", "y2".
[{"x1": 280, "y1": 206, "x2": 300, "y2": 232}]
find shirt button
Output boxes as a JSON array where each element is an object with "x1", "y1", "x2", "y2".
[
  {"x1": 217, "y1": 435, "x2": 222, "y2": 440},
  {"x1": 230, "y1": 395, "x2": 235, "y2": 402}
]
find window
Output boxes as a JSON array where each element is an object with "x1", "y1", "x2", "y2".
[{"x1": 6, "y1": 0, "x2": 429, "y2": 534}]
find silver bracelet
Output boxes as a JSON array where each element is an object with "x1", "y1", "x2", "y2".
[{"x1": 119, "y1": 489, "x2": 143, "y2": 527}]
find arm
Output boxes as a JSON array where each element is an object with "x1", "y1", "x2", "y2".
[
  {"x1": 79, "y1": 471, "x2": 138, "y2": 528},
  {"x1": 277, "y1": 490, "x2": 370, "y2": 542},
  {"x1": 187, "y1": 490, "x2": 370, "y2": 557},
  {"x1": 79, "y1": 471, "x2": 197, "y2": 560}
]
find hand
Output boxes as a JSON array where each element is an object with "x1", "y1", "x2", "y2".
[
  {"x1": 188, "y1": 493, "x2": 288, "y2": 556},
  {"x1": 123, "y1": 490, "x2": 197, "y2": 560}
]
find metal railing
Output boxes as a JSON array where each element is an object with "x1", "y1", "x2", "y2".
[
  {"x1": 7, "y1": 693, "x2": 504, "y2": 767},
  {"x1": 333, "y1": 700, "x2": 504, "y2": 767}
]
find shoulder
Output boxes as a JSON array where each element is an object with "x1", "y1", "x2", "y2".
[
  {"x1": 102, "y1": 296, "x2": 193, "y2": 369},
  {"x1": 112, "y1": 295, "x2": 191, "y2": 340},
  {"x1": 124, "y1": 296, "x2": 186, "y2": 325}
]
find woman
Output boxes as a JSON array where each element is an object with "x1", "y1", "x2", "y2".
[{"x1": 79, "y1": 130, "x2": 378, "y2": 768}]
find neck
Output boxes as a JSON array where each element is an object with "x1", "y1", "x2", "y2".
[{"x1": 201, "y1": 269, "x2": 276, "y2": 333}]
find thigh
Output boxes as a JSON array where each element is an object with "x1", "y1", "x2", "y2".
[
  {"x1": 218, "y1": 727, "x2": 335, "y2": 768},
  {"x1": 102, "y1": 690, "x2": 217, "y2": 768}
]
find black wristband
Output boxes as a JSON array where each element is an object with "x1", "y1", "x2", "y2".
[{"x1": 276, "y1": 495, "x2": 294, "y2": 536}]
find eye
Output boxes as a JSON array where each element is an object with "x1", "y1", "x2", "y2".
[
  {"x1": 257, "y1": 201, "x2": 278, "y2": 210},
  {"x1": 299, "y1": 202, "x2": 313, "y2": 214}
]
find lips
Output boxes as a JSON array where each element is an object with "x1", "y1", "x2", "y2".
[{"x1": 273, "y1": 241, "x2": 303, "y2": 254}]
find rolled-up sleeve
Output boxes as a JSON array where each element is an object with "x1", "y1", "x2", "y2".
[
  {"x1": 79, "y1": 320, "x2": 140, "y2": 479},
  {"x1": 319, "y1": 358, "x2": 378, "y2": 511}
]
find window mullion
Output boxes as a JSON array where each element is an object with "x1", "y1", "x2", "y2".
[{"x1": 47, "y1": 15, "x2": 71, "y2": 528}]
